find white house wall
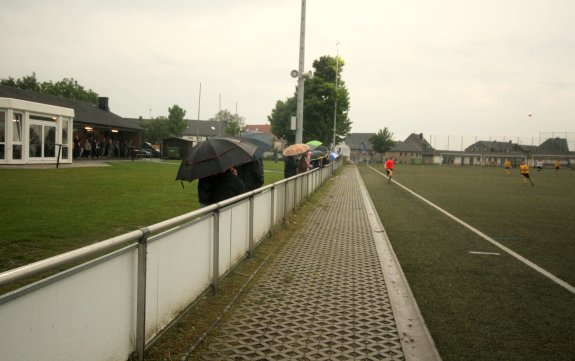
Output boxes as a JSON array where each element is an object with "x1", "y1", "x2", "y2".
[{"x1": 0, "y1": 98, "x2": 74, "y2": 165}]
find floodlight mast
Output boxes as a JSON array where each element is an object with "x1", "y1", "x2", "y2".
[{"x1": 295, "y1": 0, "x2": 306, "y2": 144}]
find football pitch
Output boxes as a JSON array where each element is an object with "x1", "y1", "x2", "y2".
[{"x1": 358, "y1": 164, "x2": 574, "y2": 361}]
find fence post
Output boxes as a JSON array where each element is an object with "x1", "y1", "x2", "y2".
[
  {"x1": 212, "y1": 209, "x2": 220, "y2": 294},
  {"x1": 294, "y1": 177, "x2": 299, "y2": 209},
  {"x1": 270, "y1": 186, "x2": 275, "y2": 236},
  {"x1": 135, "y1": 227, "x2": 150, "y2": 361},
  {"x1": 248, "y1": 195, "x2": 254, "y2": 259},
  {"x1": 284, "y1": 182, "x2": 289, "y2": 223}
]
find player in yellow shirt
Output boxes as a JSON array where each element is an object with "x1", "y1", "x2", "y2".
[
  {"x1": 519, "y1": 161, "x2": 534, "y2": 186},
  {"x1": 504, "y1": 159, "x2": 512, "y2": 175},
  {"x1": 554, "y1": 160, "x2": 561, "y2": 172}
]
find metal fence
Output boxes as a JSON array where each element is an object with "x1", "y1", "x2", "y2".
[{"x1": 0, "y1": 160, "x2": 340, "y2": 361}]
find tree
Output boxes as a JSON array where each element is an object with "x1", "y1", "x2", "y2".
[
  {"x1": 269, "y1": 97, "x2": 297, "y2": 144},
  {"x1": 370, "y1": 128, "x2": 395, "y2": 161},
  {"x1": 41, "y1": 78, "x2": 99, "y2": 104},
  {"x1": 267, "y1": 55, "x2": 351, "y2": 147},
  {"x1": 142, "y1": 116, "x2": 170, "y2": 144},
  {"x1": 1, "y1": 73, "x2": 99, "y2": 104},
  {"x1": 210, "y1": 109, "x2": 245, "y2": 136},
  {"x1": 167, "y1": 105, "x2": 187, "y2": 137}
]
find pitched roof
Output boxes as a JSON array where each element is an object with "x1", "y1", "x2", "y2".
[
  {"x1": 345, "y1": 133, "x2": 376, "y2": 150},
  {"x1": 244, "y1": 124, "x2": 272, "y2": 135},
  {"x1": 464, "y1": 140, "x2": 524, "y2": 153},
  {"x1": 535, "y1": 137, "x2": 572, "y2": 154},
  {"x1": 0, "y1": 85, "x2": 143, "y2": 131},
  {"x1": 404, "y1": 133, "x2": 434, "y2": 150}
]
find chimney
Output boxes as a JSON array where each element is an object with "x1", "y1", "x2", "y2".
[{"x1": 98, "y1": 97, "x2": 109, "y2": 111}]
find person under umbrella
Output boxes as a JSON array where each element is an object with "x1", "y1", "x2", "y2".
[
  {"x1": 176, "y1": 137, "x2": 256, "y2": 206},
  {"x1": 283, "y1": 143, "x2": 310, "y2": 178},
  {"x1": 236, "y1": 132, "x2": 272, "y2": 191},
  {"x1": 236, "y1": 159, "x2": 264, "y2": 191},
  {"x1": 298, "y1": 152, "x2": 311, "y2": 173},
  {"x1": 284, "y1": 155, "x2": 297, "y2": 178},
  {"x1": 212, "y1": 167, "x2": 246, "y2": 203}
]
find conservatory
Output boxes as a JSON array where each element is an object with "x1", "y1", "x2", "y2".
[{"x1": 0, "y1": 97, "x2": 74, "y2": 165}]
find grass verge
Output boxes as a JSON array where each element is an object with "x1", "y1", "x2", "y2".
[{"x1": 0, "y1": 160, "x2": 285, "y2": 274}]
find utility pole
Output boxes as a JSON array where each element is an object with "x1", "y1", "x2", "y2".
[
  {"x1": 196, "y1": 83, "x2": 201, "y2": 142},
  {"x1": 295, "y1": 0, "x2": 306, "y2": 144},
  {"x1": 332, "y1": 41, "x2": 340, "y2": 150}
]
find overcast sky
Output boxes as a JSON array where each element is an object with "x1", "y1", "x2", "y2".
[{"x1": 1, "y1": 0, "x2": 574, "y2": 142}]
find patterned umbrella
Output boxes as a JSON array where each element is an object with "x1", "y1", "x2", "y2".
[{"x1": 282, "y1": 143, "x2": 310, "y2": 157}]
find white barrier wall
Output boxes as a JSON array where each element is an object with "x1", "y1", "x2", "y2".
[
  {"x1": 0, "y1": 161, "x2": 340, "y2": 361},
  {"x1": 145, "y1": 216, "x2": 213, "y2": 340},
  {"x1": 0, "y1": 247, "x2": 138, "y2": 361}
]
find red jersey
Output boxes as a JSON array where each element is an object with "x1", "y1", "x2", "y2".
[{"x1": 385, "y1": 159, "x2": 394, "y2": 170}]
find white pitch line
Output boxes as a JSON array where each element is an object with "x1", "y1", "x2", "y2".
[
  {"x1": 368, "y1": 165, "x2": 575, "y2": 295},
  {"x1": 469, "y1": 251, "x2": 501, "y2": 256}
]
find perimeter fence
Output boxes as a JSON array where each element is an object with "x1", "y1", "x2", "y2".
[{"x1": 428, "y1": 132, "x2": 575, "y2": 153}]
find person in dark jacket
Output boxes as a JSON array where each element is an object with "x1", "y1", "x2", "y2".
[
  {"x1": 236, "y1": 159, "x2": 264, "y2": 192},
  {"x1": 212, "y1": 167, "x2": 246, "y2": 203},
  {"x1": 284, "y1": 156, "x2": 297, "y2": 178},
  {"x1": 198, "y1": 174, "x2": 217, "y2": 207}
]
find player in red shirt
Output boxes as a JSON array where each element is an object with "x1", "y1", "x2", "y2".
[{"x1": 385, "y1": 158, "x2": 394, "y2": 183}]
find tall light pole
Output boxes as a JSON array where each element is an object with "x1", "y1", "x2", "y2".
[
  {"x1": 196, "y1": 82, "x2": 201, "y2": 142},
  {"x1": 332, "y1": 41, "x2": 340, "y2": 150},
  {"x1": 295, "y1": 0, "x2": 306, "y2": 144}
]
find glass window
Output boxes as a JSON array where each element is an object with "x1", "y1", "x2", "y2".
[
  {"x1": 29, "y1": 124, "x2": 42, "y2": 158},
  {"x1": 13, "y1": 113, "x2": 22, "y2": 142},
  {"x1": 61, "y1": 118, "x2": 69, "y2": 159},
  {"x1": 13, "y1": 112, "x2": 23, "y2": 160},
  {"x1": 0, "y1": 111, "x2": 5, "y2": 159},
  {"x1": 44, "y1": 125, "x2": 56, "y2": 157}
]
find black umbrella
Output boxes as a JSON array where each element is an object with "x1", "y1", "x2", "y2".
[
  {"x1": 176, "y1": 137, "x2": 257, "y2": 182},
  {"x1": 310, "y1": 145, "x2": 329, "y2": 160},
  {"x1": 240, "y1": 132, "x2": 273, "y2": 159}
]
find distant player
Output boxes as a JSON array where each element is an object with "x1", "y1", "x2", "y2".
[
  {"x1": 554, "y1": 160, "x2": 561, "y2": 172},
  {"x1": 535, "y1": 160, "x2": 543, "y2": 172},
  {"x1": 519, "y1": 161, "x2": 534, "y2": 186},
  {"x1": 504, "y1": 159, "x2": 512, "y2": 175},
  {"x1": 385, "y1": 157, "x2": 394, "y2": 183}
]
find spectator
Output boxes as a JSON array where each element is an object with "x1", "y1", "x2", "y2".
[
  {"x1": 198, "y1": 174, "x2": 217, "y2": 207},
  {"x1": 297, "y1": 152, "x2": 311, "y2": 174},
  {"x1": 212, "y1": 167, "x2": 246, "y2": 203},
  {"x1": 284, "y1": 156, "x2": 297, "y2": 178},
  {"x1": 236, "y1": 159, "x2": 264, "y2": 192}
]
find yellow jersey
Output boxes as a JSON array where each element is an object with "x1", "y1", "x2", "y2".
[{"x1": 519, "y1": 164, "x2": 529, "y2": 174}]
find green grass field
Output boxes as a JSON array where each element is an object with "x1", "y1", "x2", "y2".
[
  {"x1": 0, "y1": 160, "x2": 285, "y2": 273},
  {"x1": 359, "y1": 164, "x2": 575, "y2": 361}
]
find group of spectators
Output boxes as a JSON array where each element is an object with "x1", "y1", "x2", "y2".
[
  {"x1": 283, "y1": 151, "x2": 331, "y2": 179},
  {"x1": 73, "y1": 135, "x2": 133, "y2": 159}
]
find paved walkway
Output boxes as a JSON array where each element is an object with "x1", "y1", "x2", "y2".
[{"x1": 187, "y1": 165, "x2": 441, "y2": 361}]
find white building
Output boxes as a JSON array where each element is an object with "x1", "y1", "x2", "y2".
[{"x1": 0, "y1": 97, "x2": 74, "y2": 165}]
